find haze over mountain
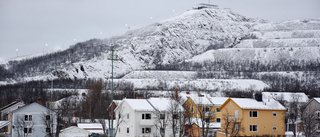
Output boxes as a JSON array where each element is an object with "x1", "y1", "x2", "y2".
[{"x1": 1, "y1": 6, "x2": 319, "y2": 94}]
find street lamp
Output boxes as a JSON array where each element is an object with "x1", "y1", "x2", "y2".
[{"x1": 16, "y1": 49, "x2": 18, "y2": 57}]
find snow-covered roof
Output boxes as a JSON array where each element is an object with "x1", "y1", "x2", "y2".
[
  {"x1": 147, "y1": 98, "x2": 184, "y2": 111},
  {"x1": 313, "y1": 98, "x2": 320, "y2": 104},
  {"x1": 77, "y1": 123, "x2": 103, "y2": 134},
  {"x1": 124, "y1": 99, "x2": 154, "y2": 111},
  {"x1": 180, "y1": 92, "x2": 212, "y2": 105},
  {"x1": 225, "y1": 98, "x2": 286, "y2": 110},
  {"x1": 262, "y1": 92, "x2": 309, "y2": 103},
  {"x1": 185, "y1": 118, "x2": 221, "y2": 129},
  {"x1": 60, "y1": 126, "x2": 89, "y2": 133},
  {"x1": 207, "y1": 97, "x2": 229, "y2": 106}
]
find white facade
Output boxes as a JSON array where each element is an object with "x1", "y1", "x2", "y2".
[
  {"x1": 59, "y1": 126, "x2": 89, "y2": 137},
  {"x1": 10, "y1": 102, "x2": 57, "y2": 137},
  {"x1": 115, "y1": 98, "x2": 184, "y2": 137}
]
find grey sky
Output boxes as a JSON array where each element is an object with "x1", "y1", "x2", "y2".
[{"x1": 0, "y1": 0, "x2": 319, "y2": 62}]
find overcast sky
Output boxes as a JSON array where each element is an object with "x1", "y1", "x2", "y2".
[{"x1": 0, "y1": 0, "x2": 319, "y2": 62}]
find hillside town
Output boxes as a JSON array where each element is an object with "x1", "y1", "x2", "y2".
[{"x1": 0, "y1": 89, "x2": 319, "y2": 137}]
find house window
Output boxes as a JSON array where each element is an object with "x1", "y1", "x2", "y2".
[
  {"x1": 46, "y1": 128, "x2": 50, "y2": 132},
  {"x1": 24, "y1": 128, "x2": 32, "y2": 134},
  {"x1": 216, "y1": 118, "x2": 221, "y2": 123},
  {"x1": 235, "y1": 110, "x2": 239, "y2": 118},
  {"x1": 127, "y1": 127, "x2": 129, "y2": 133},
  {"x1": 235, "y1": 124, "x2": 239, "y2": 131},
  {"x1": 202, "y1": 107, "x2": 210, "y2": 112},
  {"x1": 316, "y1": 111, "x2": 320, "y2": 119},
  {"x1": 160, "y1": 114, "x2": 165, "y2": 119},
  {"x1": 142, "y1": 128, "x2": 151, "y2": 133},
  {"x1": 119, "y1": 128, "x2": 120, "y2": 133},
  {"x1": 46, "y1": 115, "x2": 50, "y2": 120},
  {"x1": 24, "y1": 114, "x2": 32, "y2": 121},
  {"x1": 142, "y1": 114, "x2": 151, "y2": 119},
  {"x1": 250, "y1": 111, "x2": 258, "y2": 117},
  {"x1": 273, "y1": 127, "x2": 277, "y2": 131},
  {"x1": 173, "y1": 113, "x2": 178, "y2": 119},
  {"x1": 204, "y1": 118, "x2": 210, "y2": 122},
  {"x1": 250, "y1": 125, "x2": 258, "y2": 132},
  {"x1": 191, "y1": 106, "x2": 194, "y2": 113},
  {"x1": 127, "y1": 113, "x2": 129, "y2": 119},
  {"x1": 160, "y1": 128, "x2": 165, "y2": 134},
  {"x1": 273, "y1": 113, "x2": 277, "y2": 117},
  {"x1": 216, "y1": 107, "x2": 220, "y2": 112}
]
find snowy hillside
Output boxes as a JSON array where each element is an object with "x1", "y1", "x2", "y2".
[{"x1": 1, "y1": 6, "x2": 320, "y2": 93}]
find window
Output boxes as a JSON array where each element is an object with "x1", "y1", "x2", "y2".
[
  {"x1": 273, "y1": 127, "x2": 277, "y2": 131},
  {"x1": 46, "y1": 115, "x2": 50, "y2": 120},
  {"x1": 24, "y1": 128, "x2": 32, "y2": 134},
  {"x1": 250, "y1": 125, "x2": 258, "y2": 132},
  {"x1": 191, "y1": 106, "x2": 194, "y2": 113},
  {"x1": 235, "y1": 110, "x2": 239, "y2": 118},
  {"x1": 216, "y1": 118, "x2": 221, "y2": 123},
  {"x1": 127, "y1": 127, "x2": 129, "y2": 133},
  {"x1": 46, "y1": 128, "x2": 50, "y2": 133},
  {"x1": 216, "y1": 107, "x2": 220, "y2": 112},
  {"x1": 273, "y1": 112, "x2": 277, "y2": 117},
  {"x1": 250, "y1": 111, "x2": 258, "y2": 117},
  {"x1": 119, "y1": 128, "x2": 120, "y2": 133},
  {"x1": 160, "y1": 128, "x2": 165, "y2": 134},
  {"x1": 316, "y1": 111, "x2": 320, "y2": 119},
  {"x1": 127, "y1": 113, "x2": 129, "y2": 119},
  {"x1": 204, "y1": 118, "x2": 210, "y2": 122},
  {"x1": 173, "y1": 113, "x2": 178, "y2": 119},
  {"x1": 24, "y1": 114, "x2": 32, "y2": 121},
  {"x1": 235, "y1": 124, "x2": 239, "y2": 131},
  {"x1": 142, "y1": 128, "x2": 151, "y2": 133},
  {"x1": 160, "y1": 114, "x2": 165, "y2": 119},
  {"x1": 202, "y1": 107, "x2": 210, "y2": 112},
  {"x1": 142, "y1": 113, "x2": 151, "y2": 119}
]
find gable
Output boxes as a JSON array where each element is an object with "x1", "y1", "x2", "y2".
[{"x1": 13, "y1": 103, "x2": 54, "y2": 114}]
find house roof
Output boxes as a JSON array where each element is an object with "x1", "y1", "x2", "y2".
[
  {"x1": 0, "y1": 101, "x2": 24, "y2": 112},
  {"x1": 220, "y1": 98, "x2": 286, "y2": 110},
  {"x1": 147, "y1": 98, "x2": 184, "y2": 111},
  {"x1": 262, "y1": 92, "x2": 309, "y2": 103},
  {"x1": 313, "y1": 98, "x2": 320, "y2": 104},
  {"x1": 11, "y1": 102, "x2": 55, "y2": 114},
  {"x1": 207, "y1": 97, "x2": 229, "y2": 106},
  {"x1": 124, "y1": 99, "x2": 154, "y2": 111},
  {"x1": 185, "y1": 118, "x2": 221, "y2": 128},
  {"x1": 60, "y1": 126, "x2": 89, "y2": 133},
  {"x1": 77, "y1": 123, "x2": 104, "y2": 134}
]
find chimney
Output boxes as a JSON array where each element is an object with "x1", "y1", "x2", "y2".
[
  {"x1": 37, "y1": 98, "x2": 42, "y2": 105},
  {"x1": 198, "y1": 94, "x2": 204, "y2": 97},
  {"x1": 254, "y1": 93, "x2": 262, "y2": 102},
  {"x1": 186, "y1": 92, "x2": 190, "y2": 94}
]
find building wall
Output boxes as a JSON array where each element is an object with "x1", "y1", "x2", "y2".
[{"x1": 183, "y1": 98, "x2": 217, "y2": 122}]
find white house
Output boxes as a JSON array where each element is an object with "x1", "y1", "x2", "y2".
[
  {"x1": 0, "y1": 100, "x2": 25, "y2": 134},
  {"x1": 59, "y1": 126, "x2": 89, "y2": 137},
  {"x1": 115, "y1": 98, "x2": 184, "y2": 137},
  {"x1": 10, "y1": 102, "x2": 57, "y2": 137}
]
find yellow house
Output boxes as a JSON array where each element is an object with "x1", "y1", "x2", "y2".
[
  {"x1": 217, "y1": 98, "x2": 286, "y2": 137},
  {"x1": 183, "y1": 94, "x2": 228, "y2": 123}
]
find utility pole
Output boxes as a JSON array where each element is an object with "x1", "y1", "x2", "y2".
[{"x1": 108, "y1": 46, "x2": 121, "y2": 137}]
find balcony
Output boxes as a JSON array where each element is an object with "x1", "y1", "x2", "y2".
[{"x1": 140, "y1": 120, "x2": 154, "y2": 126}]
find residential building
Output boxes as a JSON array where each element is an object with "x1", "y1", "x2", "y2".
[
  {"x1": 0, "y1": 100, "x2": 25, "y2": 134},
  {"x1": 262, "y1": 92, "x2": 309, "y2": 134},
  {"x1": 115, "y1": 98, "x2": 184, "y2": 137},
  {"x1": 301, "y1": 97, "x2": 320, "y2": 136},
  {"x1": 217, "y1": 98, "x2": 286, "y2": 137},
  {"x1": 9, "y1": 101, "x2": 57, "y2": 137}
]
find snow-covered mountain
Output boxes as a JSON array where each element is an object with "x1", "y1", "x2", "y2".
[{"x1": 1, "y1": 7, "x2": 319, "y2": 93}]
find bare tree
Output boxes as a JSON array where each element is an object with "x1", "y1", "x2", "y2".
[
  {"x1": 183, "y1": 100, "x2": 196, "y2": 137},
  {"x1": 168, "y1": 88, "x2": 185, "y2": 137},
  {"x1": 220, "y1": 108, "x2": 243, "y2": 137},
  {"x1": 300, "y1": 107, "x2": 318, "y2": 137},
  {"x1": 41, "y1": 110, "x2": 56, "y2": 137},
  {"x1": 287, "y1": 94, "x2": 302, "y2": 137},
  {"x1": 113, "y1": 105, "x2": 125, "y2": 137},
  {"x1": 14, "y1": 117, "x2": 34, "y2": 137},
  {"x1": 154, "y1": 110, "x2": 169, "y2": 137}
]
